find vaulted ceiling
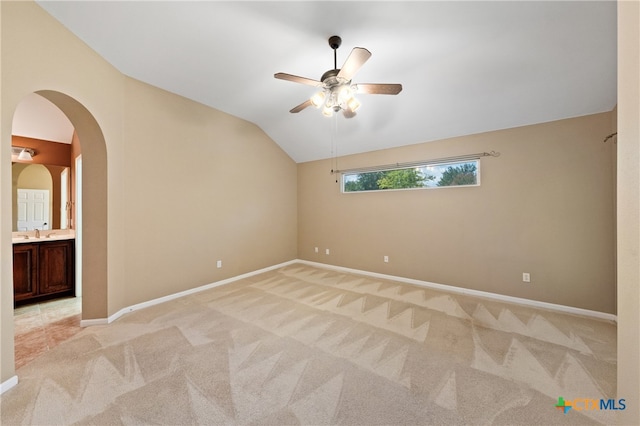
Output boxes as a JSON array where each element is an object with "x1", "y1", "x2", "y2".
[{"x1": 32, "y1": 1, "x2": 617, "y2": 163}]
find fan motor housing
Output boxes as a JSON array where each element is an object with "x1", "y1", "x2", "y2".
[{"x1": 321, "y1": 69, "x2": 340, "y2": 83}]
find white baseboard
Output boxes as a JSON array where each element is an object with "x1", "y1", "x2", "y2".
[
  {"x1": 80, "y1": 318, "x2": 109, "y2": 327},
  {"x1": 1, "y1": 375, "x2": 18, "y2": 394},
  {"x1": 297, "y1": 260, "x2": 617, "y2": 322},
  {"x1": 81, "y1": 260, "x2": 299, "y2": 326},
  {"x1": 79, "y1": 258, "x2": 615, "y2": 328}
]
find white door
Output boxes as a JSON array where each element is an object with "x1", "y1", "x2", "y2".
[{"x1": 16, "y1": 189, "x2": 50, "y2": 231}]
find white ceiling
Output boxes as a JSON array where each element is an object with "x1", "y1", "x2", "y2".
[
  {"x1": 13, "y1": 93, "x2": 75, "y2": 144},
  {"x1": 30, "y1": 1, "x2": 616, "y2": 163}
]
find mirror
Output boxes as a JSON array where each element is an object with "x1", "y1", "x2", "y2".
[
  {"x1": 12, "y1": 92, "x2": 77, "y2": 233},
  {"x1": 12, "y1": 162, "x2": 70, "y2": 231}
]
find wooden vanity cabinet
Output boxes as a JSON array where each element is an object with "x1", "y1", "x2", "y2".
[
  {"x1": 13, "y1": 244, "x2": 39, "y2": 302},
  {"x1": 13, "y1": 239, "x2": 75, "y2": 305}
]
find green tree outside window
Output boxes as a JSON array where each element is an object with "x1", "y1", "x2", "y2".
[{"x1": 343, "y1": 160, "x2": 478, "y2": 192}]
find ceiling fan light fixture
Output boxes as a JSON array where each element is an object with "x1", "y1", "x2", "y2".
[
  {"x1": 337, "y1": 85, "x2": 353, "y2": 102},
  {"x1": 342, "y1": 108, "x2": 357, "y2": 119},
  {"x1": 310, "y1": 91, "x2": 325, "y2": 108},
  {"x1": 346, "y1": 96, "x2": 361, "y2": 112},
  {"x1": 275, "y1": 35, "x2": 402, "y2": 117}
]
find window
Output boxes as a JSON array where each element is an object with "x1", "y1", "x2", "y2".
[{"x1": 342, "y1": 159, "x2": 479, "y2": 193}]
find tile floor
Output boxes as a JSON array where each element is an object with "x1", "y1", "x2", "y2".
[{"x1": 13, "y1": 297, "x2": 83, "y2": 370}]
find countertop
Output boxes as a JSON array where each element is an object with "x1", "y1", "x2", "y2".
[{"x1": 12, "y1": 231, "x2": 76, "y2": 245}]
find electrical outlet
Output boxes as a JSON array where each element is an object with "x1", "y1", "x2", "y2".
[
  {"x1": 522, "y1": 272, "x2": 530, "y2": 283},
  {"x1": 325, "y1": 249, "x2": 330, "y2": 255},
  {"x1": 217, "y1": 260, "x2": 222, "y2": 268},
  {"x1": 384, "y1": 256, "x2": 389, "y2": 263},
  {"x1": 314, "y1": 247, "x2": 319, "y2": 253}
]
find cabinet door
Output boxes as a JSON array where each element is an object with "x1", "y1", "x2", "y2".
[
  {"x1": 38, "y1": 240, "x2": 75, "y2": 295},
  {"x1": 13, "y1": 244, "x2": 38, "y2": 302}
]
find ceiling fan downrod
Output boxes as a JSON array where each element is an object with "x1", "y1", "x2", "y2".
[{"x1": 328, "y1": 35, "x2": 342, "y2": 71}]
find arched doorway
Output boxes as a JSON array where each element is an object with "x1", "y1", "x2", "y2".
[
  {"x1": 11, "y1": 90, "x2": 108, "y2": 327},
  {"x1": 12, "y1": 96, "x2": 80, "y2": 368},
  {"x1": 35, "y1": 90, "x2": 108, "y2": 322}
]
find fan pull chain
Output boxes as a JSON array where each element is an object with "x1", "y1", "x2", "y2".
[{"x1": 331, "y1": 113, "x2": 339, "y2": 183}]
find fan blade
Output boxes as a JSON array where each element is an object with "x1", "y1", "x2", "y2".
[
  {"x1": 275, "y1": 72, "x2": 321, "y2": 87},
  {"x1": 337, "y1": 47, "x2": 371, "y2": 81},
  {"x1": 342, "y1": 108, "x2": 357, "y2": 119},
  {"x1": 356, "y1": 83, "x2": 403, "y2": 95},
  {"x1": 290, "y1": 99, "x2": 313, "y2": 113}
]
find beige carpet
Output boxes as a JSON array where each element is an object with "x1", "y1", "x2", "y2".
[{"x1": 1, "y1": 263, "x2": 616, "y2": 425}]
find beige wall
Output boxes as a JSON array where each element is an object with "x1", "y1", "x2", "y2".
[
  {"x1": 118, "y1": 77, "x2": 298, "y2": 308},
  {"x1": 617, "y1": 1, "x2": 639, "y2": 424},
  {"x1": 1, "y1": 1, "x2": 297, "y2": 385},
  {"x1": 299, "y1": 112, "x2": 616, "y2": 313}
]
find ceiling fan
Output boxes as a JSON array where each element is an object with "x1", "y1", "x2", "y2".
[{"x1": 274, "y1": 35, "x2": 402, "y2": 118}]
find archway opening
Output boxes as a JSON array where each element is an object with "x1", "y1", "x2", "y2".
[{"x1": 10, "y1": 90, "x2": 108, "y2": 340}]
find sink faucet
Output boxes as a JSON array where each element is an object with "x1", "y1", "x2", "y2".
[{"x1": 34, "y1": 228, "x2": 40, "y2": 238}]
